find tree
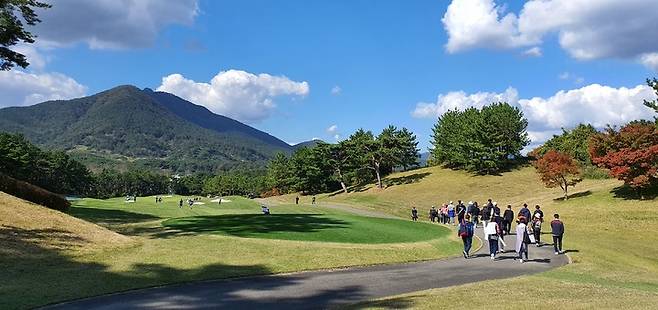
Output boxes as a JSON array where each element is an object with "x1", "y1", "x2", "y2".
[
  {"x1": 1, "y1": 0, "x2": 51, "y2": 70},
  {"x1": 644, "y1": 78, "x2": 658, "y2": 119},
  {"x1": 530, "y1": 124, "x2": 598, "y2": 165},
  {"x1": 315, "y1": 141, "x2": 351, "y2": 193},
  {"x1": 429, "y1": 102, "x2": 529, "y2": 173},
  {"x1": 396, "y1": 127, "x2": 420, "y2": 170},
  {"x1": 589, "y1": 122, "x2": 658, "y2": 195},
  {"x1": 266, "y1": 152, "x2": 291, "y2": 192},
  {"x1": 534, "y1": 150, "x2": 582, "y2": 200}
]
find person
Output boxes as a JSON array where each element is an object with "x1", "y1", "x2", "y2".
[
  {"x1": 551, "y1": 214, "x2": 565, "y2": 254},
  {"x1": 481, "y1": 202, "x2": 491, "y2": 228},
  {"x1": 312, "y1": 196, "x2": 316, "y2": 205},
  {"x1": 516, "y1": 217, "x2": 530, "y2": 263},
  {"x1": 218, "y1": 196, "x2": 222, "y2": 205},
  {"x1": 188, "y1": 199, "x2": 193, "y2": 208},
  {"x1": 469, "y1": 201, "x2": 480, "y2": 228},
  {"x1": 440, "y1": 204, "x2": 448, "y2": 224},
  {"x1": 295, "y1": 196, "x2": 299, "y2": 205},
  {"x1": 411, "y1": 207, "x2": 418, "y2": 221},
  {"x1": 179, "y1": 199, "x2": 183, "y2": 208},
  {"x1": 503, "y1": 205, "x2": 514, "y2": 235},
  {"x1": 492, "y1": 201, "x2": 500, "y2": 217},
  {"x1": 155, "y1": 196, "x2": 158, "y2": 203},
  {"x1": 456, "y1": 200, "x2": 466, "y2": 223},
  {"x1": 262, "y1": 205, "x2": 270, "y2": 215},
  {"x1": 493, "y1": 210, "x2": 506, "y2": 252},
  {"x1": 447, "y1": 201, "x2": 456, "y2": 225},
  {"x1": 428, "y1": 207, "x2": 436, "y2": 222},
  {"x1": 458, "y1": 214, "x2": 475, "y2": 258},
  {"x1": 532, "y1": 213, "x2": 542, "y2": 246},
  {"x1": 484, "y1": 218, "x2": 501, "y2": 260},
  {"x1": 533, "y1": 205, "x2": 544, "y2": 222},
  {"x1": 519, "y1": 203, "x2": 531, "y2": 221}
]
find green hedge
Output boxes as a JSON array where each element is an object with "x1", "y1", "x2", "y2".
[{"x1": 0, "y1": 173, "x2": 70, "y2": 212}]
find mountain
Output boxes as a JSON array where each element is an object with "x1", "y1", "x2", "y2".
[
  {"x1": 292, "y1": 139, "x2": 325, "y2": 150},
  {"x1": 0, "y1": 85, "x2": 293, "y2": 173}
]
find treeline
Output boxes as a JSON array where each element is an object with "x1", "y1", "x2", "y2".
[
  {"x1": 266, "y1": 125, "x2": 420, "y2": 194},
  {"x1": 0, "y1": 133, "x2": 267, "y2": 199},
  {"x1": 429, "y1": 102, "x2": 529, "y2": 173}
]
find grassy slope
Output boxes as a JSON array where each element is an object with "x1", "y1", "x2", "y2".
[
  {"x1": 1, "y1": 194, "x2": 459, "y2": 309},
  {"x1": 299, "y1": 166, "x2": 658, "y2": 309}
]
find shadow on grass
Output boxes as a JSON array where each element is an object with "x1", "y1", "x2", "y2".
[
  {"x1": 157, "y1": 214, "x2": 350, "y2": 238},
  {"x1": 1, "y1": 225, "x2": 367, "y2": 310},
  {"x1": 69, "y1": 207, "x2": 160, "y2": 224},
  {"x1": 611, "y1": 185, "x2": 658, "y2": 200},
  {"x1": 553, "y1": 190, "x2": 592, "y2": 201},
  {"x1": 383, "y1": 172, "x2": 431, "y2": 188},
  {"x1": 343, "y1": 296, "x2": 416, "y2": 309}
]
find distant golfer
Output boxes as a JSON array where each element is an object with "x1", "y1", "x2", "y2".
[
  {"x1": 411, "y1": 207, "x2": 418, "y2": 221},
  {"x1": 295, "y1": 196, "x2": 299, "y2": 205},
  {"x1": 312, "y1": 196, "x2": 316, "y2": 205},
  {"x1": 262, "y1": 205, "x2": 270, "y2": 215},
  {"x1": 179, "y1": 199, "x2": 183, "y2": 208}
]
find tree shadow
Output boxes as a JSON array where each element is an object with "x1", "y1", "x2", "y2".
[
  {"x1": 383, "y1": 172, "x2": 431, "y2": 188},
  {"x1": 553, "y1": 190, "x2": 592, "y2": 201},
  {"x1": 2, "y1": 225, "x2": 368, "y2": 310},
  {"x1": 342, "y1": 296, "x2": 416, "y2": 309},
  {"x1": 69, "y1": 207, "x2": 160, "y2": 224},
  {"x1": 611, "y1": 185, "x2": 658, "y2": 200},
  {"x1": 154, "y1": 214, "x2": 350, "y2": 239}
]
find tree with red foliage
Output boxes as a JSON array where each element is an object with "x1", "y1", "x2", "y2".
[
  {"x1": 589, "y1": 122, "x2": 658, "y2": 195},
  {"x1": 534, "y1": 150, "x2": 582, "y2": 200}
]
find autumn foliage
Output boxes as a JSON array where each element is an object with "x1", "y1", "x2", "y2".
[
  {"x1": 589, "y1": 122, "x2": 658, "y2": 192},
  {"x1": 534, "y1": 150, "x2": 582, "y2": 200}
]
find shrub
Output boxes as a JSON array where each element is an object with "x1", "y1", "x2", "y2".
[{"x1": 0, "y1": 173, "x2": 70, "y2": 212}]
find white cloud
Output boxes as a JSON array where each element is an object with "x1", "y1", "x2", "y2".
[
  {"x1": 443, "y1": 0, "x2": 658, "y2": 67},
  {"x1": 331, "y1": 86, "x2": 342, "y2": 95},
  {"x1": 12, "y1": 45, "x2": 48, "y2": 71},
  {"x1": 412, "y1": 83, "x2": 657, "y2": 146},
  {"x1": 640, "y1": 53, "x2": 658, "y2": 71},
  {"x1": 442, "y1": 0, "x2": 533, "y2": 53},
  {"x1": 157, "y1": 69, "x2": 309, "y2": 123},
  {"x1": 35, "y1": 0, "x2": 198, "y2": 49},
  {"x1": 326, "y1": 124, "x2": 341, "y2": 141},
  {"x1": 411, "y1": 87, "x2": 518, "y2": 118},
  {"x1": 519, "y1": 84, "x2": 655, "y2": 130},
  {"x1": 558, "y1": 72, "x2": 585, "y2": 85},
  {"x1": 0, "y1": 70, "x2": 87, "y2": 108},
  {"x1": 522, "y1": 47, "x2": 542, "y2": 57}
]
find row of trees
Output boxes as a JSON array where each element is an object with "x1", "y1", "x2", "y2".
[
  {"x1": 266, "y1": 126, "x2": 420, "y2": 194},
  {"x1": 429, "y1": 102, "x2": 529, "y2": 173}
]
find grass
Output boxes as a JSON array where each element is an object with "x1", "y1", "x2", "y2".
[
  {"x1": 292, "y1": 166, "x2": 658, "y2": 309},
  {"x1": 1, "y1": 193, "x2": 459, "y2": 309}
]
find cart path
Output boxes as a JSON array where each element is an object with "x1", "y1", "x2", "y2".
[{"x1": 43, "y1": 225, "x2": 569, "y2": 310}]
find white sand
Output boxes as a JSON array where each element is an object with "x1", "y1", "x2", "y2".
[
  {"x1": 210, "y1": 198, "x2": 232, "y2": 203},
  {"x1": 193, "y1": 202, "x2": 205, "y2": 205}
]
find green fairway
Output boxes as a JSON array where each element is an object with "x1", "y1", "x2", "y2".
[
  {"x1": 72, "y1": 195, "x2": 448, "y2": 244},
  {"x1": 1, "y1": 193, "x2": 460, "y2": 309},
  {"x1": 162, "y1": 213, "x2": 447, "y2": 243}
]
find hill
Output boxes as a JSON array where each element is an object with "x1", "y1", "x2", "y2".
[
  {"x1": 292, "y1": 139, "x2": 324, "y2": 150},
  {"x1": 0, "y1": 85, "x2": 294, "y2": 173},
  {"x1": 278, "y1": 166, "x2": 658, "y2": 309}
]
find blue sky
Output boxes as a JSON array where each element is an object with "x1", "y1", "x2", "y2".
[{"x1": 2, "y1": 0, "x2": 658, "y2": 151}]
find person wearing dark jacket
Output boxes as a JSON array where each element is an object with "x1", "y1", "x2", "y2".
[
  {"x1": 493, "y1": 210, "x2": 506, "y2": 252},
  {"x1": 533, "y1": 205, "x2": 544, "y2": 221},
  {"x1": 469, "y1": 202, "x2": 480, "y2": 228},
  {"x1": 456, "y1": 200, "x2": 466, "y2": 223},
  {"x1": 503, "y1": 205, "x2": 514, "y2": 235},
  {"x1": 519, "y1": 203, "x2": 531, "y2": 221},
  {"x1": 481, "y1": 203, "x2": 491, "y2": 228},
  {"x1": 411, "y1": 207, "x2": 419, "y2": 221},
  {"x1": 551, "y1": 214, "x2": 565, "y2": 254}
]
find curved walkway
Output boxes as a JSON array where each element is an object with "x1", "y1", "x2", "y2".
[{"x1": 43, "y1": 223, "x2": 569, "y2": 310}]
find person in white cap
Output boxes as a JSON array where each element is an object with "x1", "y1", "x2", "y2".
[{"x1": 447, "y1": 201, "x2": 456, "y2": 225}]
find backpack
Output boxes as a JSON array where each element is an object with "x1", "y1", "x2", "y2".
[{"x1": 458, "y1": 222, "x2": 471, "y2": 238}]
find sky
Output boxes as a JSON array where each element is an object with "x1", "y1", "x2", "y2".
[{"x1": 2, "y1": 0, "x2": 658, "y2": 152}]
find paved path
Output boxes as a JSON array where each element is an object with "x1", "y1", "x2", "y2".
[{"x1": 43, "y1": 225, "x2": 569, "y2": 310}]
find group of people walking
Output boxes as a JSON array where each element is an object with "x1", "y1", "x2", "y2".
[{"x1": 412, "y1": 200, "x2": 566, "y2": 262}]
